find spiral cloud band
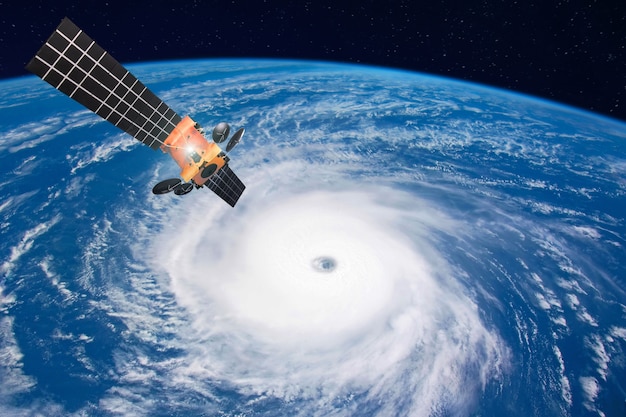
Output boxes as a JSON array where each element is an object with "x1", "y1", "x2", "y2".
[{"x1": 152, "y1": 167, "x2": 507, "y2": 416}]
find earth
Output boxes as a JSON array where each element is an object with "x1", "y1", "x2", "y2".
[{"x1": 1, "y1": 59, "x2": 625, "y2": 417}]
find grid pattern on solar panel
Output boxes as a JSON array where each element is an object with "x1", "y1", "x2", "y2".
[
  {"x1": 205, "y1": 164, "x2": 246, "y2": 207},
  {"x1": 26, "y1": 18, "x2": 181, "y2": 150}
]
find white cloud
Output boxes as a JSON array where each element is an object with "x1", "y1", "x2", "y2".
[
  {"x1": 142, "y1": 166, "x2": 509, "y2": 417},
  {"x1": 0, "y1": 215, "x2": 61, "y2": 276},
  {"x1": 579, "y1": 376, "x2": 600, "y2": 412}
]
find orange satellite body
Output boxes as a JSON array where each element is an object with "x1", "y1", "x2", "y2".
[{"x1": 163, "y1": 116, "x2": 227, "y2": 185}]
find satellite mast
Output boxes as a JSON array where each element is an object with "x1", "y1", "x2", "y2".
[{"x1": 26, "y1": 17, "x2": 246, "y2": 207}]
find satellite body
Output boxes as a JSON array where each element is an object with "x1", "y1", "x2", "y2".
[
  {"x1": 26, "y1": 17, "x2": 245, "y2": 206},
  {"x1": 164, "y1": 115, "x2": 227, "y2": 183}
]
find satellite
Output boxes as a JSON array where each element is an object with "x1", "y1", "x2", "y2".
[{"x1": 26, "y1": 18, "x2": 246, "y2": 207}]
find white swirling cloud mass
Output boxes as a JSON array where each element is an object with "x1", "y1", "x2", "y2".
[{"x1": 148, "y1": 160, "x2": 507, "y2": 416}]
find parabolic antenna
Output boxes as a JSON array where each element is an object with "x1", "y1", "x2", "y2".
[
  {"x1": 226, "y1": 128, "x2": 245, "y2": 152},
  {"x1": 152, "y1": 178, "x2": 182, "y2": 194},
  {"x1": 212, "y1": 122, "x2": 231, "y2": 143},
  {"x1": 174, "y1": 182, "x2": 194, "y2": 195}
]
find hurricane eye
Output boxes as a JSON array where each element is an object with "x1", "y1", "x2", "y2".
[{"x1": 311, "y1": 256, "x2": 337, "y2": 272}]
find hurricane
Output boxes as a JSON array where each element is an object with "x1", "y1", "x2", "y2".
[
  {"x1": 149, "y1": 178, "x2": 506, "y2": 415},
  {"x1": 1, "y1": 60, "x2": 625, "y2": 416}
]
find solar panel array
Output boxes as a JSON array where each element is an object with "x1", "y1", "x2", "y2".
[
  {"x1": 205, "y1": 164, "x2": 246, "y2": 207},
  {"x1": 26, "y1": 17, "x2": 181, "y2": 150}
]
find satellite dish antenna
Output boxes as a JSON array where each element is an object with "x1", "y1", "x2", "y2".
[
  {"x1": 152, "y1": 178, "x2": 182, "y2": 194},
  {"x1": 212, "y1": 122, "x2": 230, "y2": 143},
  {"x1": 174, "y1": 182, "x2": 194, "y2": 195},
  {"x1": 226, "y1": 128, "x2": 245, "y2": 152}
]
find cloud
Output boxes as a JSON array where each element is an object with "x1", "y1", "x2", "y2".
[
  {"x1": 0, "y1": 215, "x2": 60, "y2": 276},
  {"x1": 147, "y1": 162, "x2": 509, "y2": 416}
]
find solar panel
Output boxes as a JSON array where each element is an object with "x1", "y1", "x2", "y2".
[
  {"x1": 205, "y1": 164, "x2": 246, "y2": 207},
  {"x1": 26, "y1": 17, "x2": 181, "y2": 150}
]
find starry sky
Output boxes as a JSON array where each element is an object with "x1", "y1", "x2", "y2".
[{"x1": 1, "y1": 0, "x2": 625, "y2": 122}]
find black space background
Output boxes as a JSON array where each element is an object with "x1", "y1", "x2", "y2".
[{"x1": 1, "y1": 0, "x2": 625, "y2": 122}]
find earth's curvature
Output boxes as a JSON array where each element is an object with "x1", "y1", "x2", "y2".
[{"x1": 0, "y1": 59, "x2": 625, "y2": 416}]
